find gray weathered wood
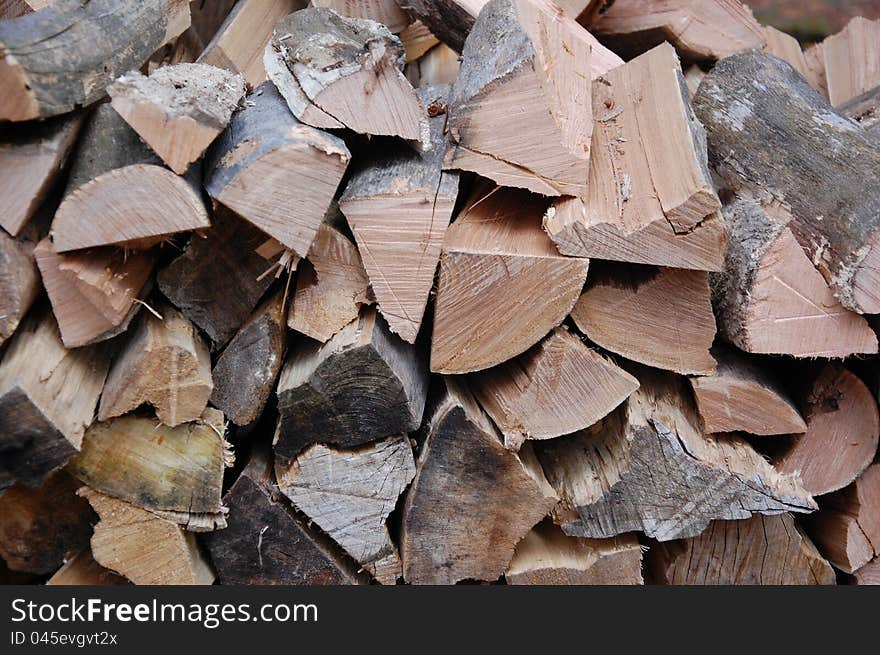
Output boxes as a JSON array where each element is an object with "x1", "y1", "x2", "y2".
[
  {"x1": 0, "y1": 231, "x2": 39, "y2": 349},
  {"x1": 839, "y1": 85, "x2": 880, "y2": 134}
]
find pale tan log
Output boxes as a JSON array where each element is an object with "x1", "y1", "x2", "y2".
[
  {"x1": 412, "y1": 43, "x2": 461, "y2": 86},
  {"x1": 401, "y1": 20, "x2": 440, "y2": 61},
  {"x1": 854, "y1": 558, "x2": 880, "y2": 585},
  {"x1": 803, "y1": 42, "x2": 828, "y2": 99},
  {"x1": 823, "y1": 17, "x2": 880, "y2": 106},
  {"x1": 431, "y1": 185, "x2": 590, "y2": 374},
  {"x1": 311, "y1": 0, "x2": 410, "y2": 32},
  {"x1": 98, "y1": 304, "x2": 213, "y2": 428},
  {"x1": 47, "y1": 549, "x2": 130, "y2": 586},
  {"x1": 683, "y1": 64, "x2": 705, "y2": 98},
  {"x1": 0, "y1": 231, "x2": 40, "y2": 349},
  {"x1": 762, "y1": 26, "x2": 809, "y2": 78},
  {"x1": 471, "y1": 326, "x2": 638, "y2": 450}
]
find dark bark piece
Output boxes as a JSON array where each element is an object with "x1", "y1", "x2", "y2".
[
  {"x1": 839, "y1": 85, "x2": 880, "y2": 135},
  {"x1": 275, "y1": 307, "x2": 428, "y2": 467},
  {"x1": 0, "y1": 0, "x2": 190, "y2": 121},
  {"x1": 398, "y1": 1, "x2": 478, "y2": 51},
  {"x1": 0, "y1": 230, "x2": 40, "y2": 349},
  {"x1": 694, "y1": 51, "x2": 880, "y2": 314}
]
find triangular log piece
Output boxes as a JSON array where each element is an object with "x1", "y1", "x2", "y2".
[
  {"x1": 712, "y1": 194, "x2": 876, "y2": 357},
  {"x1": 506, "y1": 522, "x2": 643, "y2": 585},
  {"x1": 275, "y1": 307, "x2": 428, "y2": 467},
  {"x1": 401, "y1": 378, "x2": 558, "y2": 584},
  {"x1": 536, "y1": 366, "x2": 816, "y2": 542},
  {"x1": 803, "y1": 41, "x2": 828, "y2": 99},
  {"x1": 205, "y1": 81, "x2": 350, "y2": 257},
  {"x1": 823, "y1": 17, "x2": 880, "y2": 107},
  {"x1": 570, "y1": 263, "x2": 717, "y2": 375},
  {"x1": 471, "y1": 326, "x2": 638, "y2": 450},
  {"x1": 312, "y1": 0, "x2": 410, "y2": 32},
  {"x1": 98, "y1": 304, "x2": 213, "y2": 427},
  {"x1": 407, "y1": 42, "x2": 461, "y2": 86},
  {"x1": 649, "y1": 514, "x2": 835, "y2": 585},
  {"x1": 150, "y1": 0, "x2": 238, "y2": 69},
  {"x1": 0, "y1": 310, "x2": 110, "y2": 488},
  {"x1": 592, "y1": 0, "x2": 765, "y2": 61},
  {"x1": 431, "y1": 185, "x2": 590, "y2": 374},
  {"x1": 340, "y1": 85, "x2": 459, "y2": 343},
  {"x1": 401, "y1": 20, "x2": 440, "y2": 61},
  {"x1": 762, "y1": 26, "x2": 809, "y2": 78},
  {"x1": 689, "y1": 346, "x2": 806, "y2": 436},
  {"x1": 854, "y1": 558, "x2": 880, "y2": 585},
  {"x1": 47, "y1": 549, "x2": 130, "y2": 586},
  {"x1": 400, "y1": 0, "x2": 483, "y2": 52},
  {"x1": 683, "y1": 64, "x2": 706, "y2": 98},
  {"x1": 694, "y1": 51, "x2": 880, "y2": 315},
  {"x1": 79, "y1": 487, "x2": 216, "y2": 586},
  {"x1": 108, "y1": 63, "x2": 246, "y2": 174},
  {"x1": 774, "y1": 365, "x2": 879, "y2": 497},
  {"x1": 840, "y1": 86, "x2": 880, "y2": 134},
  {"x1": 276, "y1": 435, "x2": 416, "y2": 585},
  {"x1": 210, "y1": 290, "x2": 287, "y2": 427},
  {"x1": 34, "y1": 239, "x2": 154, "y2": 349},
  {"x1": 0, "y1": 231, "x2": 40, "y2": 349},
  {"x1": 264, "y1": 8, "x2": 426, "y2": 140}
]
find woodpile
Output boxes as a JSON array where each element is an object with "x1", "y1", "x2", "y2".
[{"x1": 3, "y1": 0, "x2": 880, "y2": 587}]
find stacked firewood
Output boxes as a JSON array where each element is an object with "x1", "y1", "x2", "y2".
[{"x1": 2, "y1": 0, "x2": 880, "y2": 586}]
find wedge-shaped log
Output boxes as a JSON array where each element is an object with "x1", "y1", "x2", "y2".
[
  {"x1": 312, "y1": 0, "x2": 409, "y2": 32},
  {"x1": 0, "y1": 311, "x2": 110, "y2": 488},
  {"x1": 205, "y1": 82, "x2": 350, "y2": 257},
  {"x1": 571, "y1": 263, "x2": 717, "y2": 375},
  {"x1": 823, "y1": 17, "x2": 880, "y2": 107},
  {"x1": 98, "y1": 305, "x2": 212, "y2": 427},
  {"x1": 762, "y1": 26, "x2": 809, "y2": 78},
  {"x1": 694, "y1": 51, "x2": 880, "y2": 315},
  {"x1": 472, "y1": 326, "x2": 638, "y2": 450},
  {"x1": 277, "y1": 436, "x2": 416, "y2": 584},
  {"x1": 401, "y1": 20, "x2": 440, "y2": 61},
  {"x1": 854, "y1": 558, "x2": 880, "y2": 585},
  {"x1": 402, "y1": 379, "x2": 558, "y2": 584},
  {"x1": 803, "y1": 42, "x2": 828, "y2": 99},
  {"x1": 840, "y1": 86, "x2": 880, "y2": 135},
  {"x1": 432, "y1": 186, "x2": 590, "y2": 374},
  {"x1": 47, "y1": 549, "x2": 130, "y2": 586},
  {"x1": 340, "y1": 85, "x2": 458, "y2": 343},
  {"x1": 265, "y1": 8, "x2": 425, "y2": 140},
  {"x1": 536, "y1": 366, "x2": 816, "y2": 542},
  {"x1": 649, "y1": 514, "x2": 835, "y2": 585},
  {"x1": 407, "y1": 42, "x2": 461, "y2": 86},
  {"x1": 0, "y1": 231, "x2": 39, "y2": 349},
  {"x1": 275, "y1": 307, "x2": 428, "y2": 467}
]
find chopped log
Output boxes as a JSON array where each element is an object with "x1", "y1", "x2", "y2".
[
  {"x1": 0, "y1": 471, "x2": 94, "y2": 574},
  {"x1": 712, "y1": 193, "x2": 877, "y2": 357},
  {"x1": 823, "y1": 17, "x2": 880, "y2": 107},
  {"x1": 80, "y1": 487, "x2": 215, "y2": 585},
  {"x1": 339, "y1": 85, "x2": 458, "y2": 343},
  {"x1": 694, "y1": 52, "x2": 880, "y2": 315},
  {"x1": 649, "y1": 514, "x2": 835, "y2": 585},
  {"x1": 840, "y1": 86, "x2": 880, "y2": 134},
  {"x1": 312, "y1": 0, "x2": 410, "y2": 32},
  {"x1": 275, "y1": 307, "x2": 428, "y2": 467},
  {"x1": 471, "y1": 326, "x2": 639, "y2": 450},
  {"x1": 536, "y1": 366, "x2": 816, "y2": 542},
  {"x1": 431, "y1": 185, "x2": 590, "y2": 374},
  {"x1": 70, "y1": 409, "x2": 230, "y2": 531},
  {"x1": 0, "y1": 310, "x2": 110, "y2": 488},
  {"x1": 210, "y1": 290, "x2": 286, "y2": 426},
  {"x1": 774, "y1": 365, "x2": 879, "y2": 497},
  {"x1": 411, "y1": 43, "x2": 461, "y2": 86},
  {"x1": 0, "y1": 0, "x2": 190, "y2": 121},
  {"x1": 401, "y1": 378, "x2": 558, "y2": 584},
  {"x1": 397, "y1": 0, "x2": 482, "y2": 52},
  {"x1": 762, "y1": 26, "x2": 809, "y2": 78},
  {"x1": 276, "y1": 435, "x2": 416, "y2": 584},
  {"x1": 0, "y1": 113, "x2": 82, "y2": 237},
  {"x1": 570, "y1": 263, "x2": 717, "y2": 376},
  {"x1": 854, "y1": 558, "x2": 880, "y2": 585},
  {"x1": 153, "y1": 0, "x2": 238, "y2": 68},
  {"x1": 689, "y1": 346, "x2": 806, "y2": 436},
  {"x1": 98, "y1": 304, "x2": 213, "y2": 427},
  {"x1": 50, "y1": 104, "x2": 209, "y2": 253},
  {"x1": 0, "y1": 231, "x2": 40, "y2": 349},
  {"x1": 803, "y1": 41, "x2": 828, "y2": 99},
  {"x1": 205, "y1": 81, "x2": 350, "y2": 257},
  {"x1": 683, "y1": 64, "x2": 705, "y2": 98},
  {"x1": 47, "y1": 549, "x2": 130, "y2": 586},
  {"x1": 506, "y1": 522, "x2": 643, "y2": 585},
  {"x1": 265, "y1": 8, "x2": 426, "y2": 141},
  {"x1": 401, "y1": 20, "x2": 440, "y2": 61},
  {"x1": 34, "y1": 239, "x2": 154, "y2": 349},
  {"x1": 0, "y1": 0, "x2": 38, "y2": 19},
  {"x1": 592, "y1": 0, "x2": 765, "y2": 62},
  {"x1": 108, "y1": 63, "x2": 246, "y2": 174}
]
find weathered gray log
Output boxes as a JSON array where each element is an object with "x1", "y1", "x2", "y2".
[
  {"x1": 398, "y1": 1, "x2": 478, "y2": 52},
  {"x1": 840, "y1": 85, "x2": 880, "y2": 135},
  {"x1": 0, "y1": 231, "x2": 39, "y2": 349}
]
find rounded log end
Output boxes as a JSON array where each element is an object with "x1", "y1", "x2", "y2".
[{"x1": 0, "y1": 54, "x2": 40, "y2": 122}]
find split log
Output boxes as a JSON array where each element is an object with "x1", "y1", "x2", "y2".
[
  {"x1": 70, "y1": 409, "x2": 230, "y2": 531},
  {"x1": 683, "y1": 64, "x2": 705, "y2": 98},
  {"x1": 711, "y1": 193, "x2": 877, "y2": 357},
  {"x1": 431, "y1": 185, "x2": 590, "y2": 374},
  {"x1": 822, "y1": 17, "x2": 880, "y2": 107},
  {"x1": 339, "y1": 84, "x2": 458, "y2": 343},
  {"x1": 694, "y1": 52, "x2": 880, "y2": 315},
  {"x1": 80, "y1": 487, "x2": 215, "y2": 586},
  {"x1": 205, "y1": 81, "x2": 350, "y2": 257},
  {"x1": 592, "y1": 0, "x2": 765, "y2": 62},
  {"x1": 854, "y1": 558, "x2": 880, "y2": 585},
  {"x1": 689, "y1": 346, "x2": 806, "y2": 436},
  {"x1": 401, "y1": 20, "x2": 440, "y2": 61},
  {"x1": 410, "y1": 43, "x2": 461, "y2": 86},
  {"x1": 0, "y1": 0, "x2": 190, "y2": 121},
  {"x1": 536, "y1": 366, "x2": 816, "y2": 542},
  {"x1": 0, "y1": 310, "x2": 110, "y2": 488},
  {"x1": 401, "y1": 378, "x2": 558, "y2": 584},
  {"x1": 108, "y1": 63, "x2": 246, "y2": 174},
  {"x1": 762, "y1": 26, "x2": 809, "y2": 78},
  {"x1": 0, "y1": 0, "x2": 42, "y2": 19},
  {"x1": 47, "y1": 549, "x2": 130, "y2": 586},
  {"x1": 543, "y1": 43, "x2": 724, "y2": 270},
  {"x1": 506, "y1": 522, "x2": 642, "y2": 585},
  {"x1": 50, "y1": 104, "x2": 209, "y2": 253},
  {"x1": 276, "y1": 435, "x2": 416, "y2": 584},
  {"x1": 151, "y1": 0, "x2": 238, "y2": 68},
  {"x1": 803, "y1": 42, "x2": 828, "y2": 99},
  {"x1": 840, "y1": 86, "x2": 880, "y2": 135},
  {"x1": 0, "y1": 471, "x2": 94, "y2": 574},
  {"x1": 34, "y1": 239, "x2": 154, "y2": 349},
  {"x1": 649, "y1": 514, "x2": 835, "y2": 585},
  {"x1": 774, "y1": 365, "x2": 879, "y2": 497},
  {"x1": 570, "y1": 263, "x2": 717, "y2": 376},
  {"x1": 98, "y1": 304, "x2": 213, "y2": 427},
  {"x1": 397, "y1": 0, "x2": 482, "y2": 52},
  {"x1": 210, "y1": 290, "x2": 286, "y2": 426},
  {"x1": 471, "y1": 326, "x2": 638, "y2": 450},
  {"x1": 311, "y1": 0, "x2": 410, "y2": 32},
  {"x1": 0, "y1": 231, "x2": 40, "y2": 349},
  {"x1": 275, "y1": 307, "x2": 428, "y2": 467}
]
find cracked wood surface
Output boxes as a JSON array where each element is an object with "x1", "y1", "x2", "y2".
[{"x1": 0, "y1": 230, "x2": 39, "y2": 350}]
